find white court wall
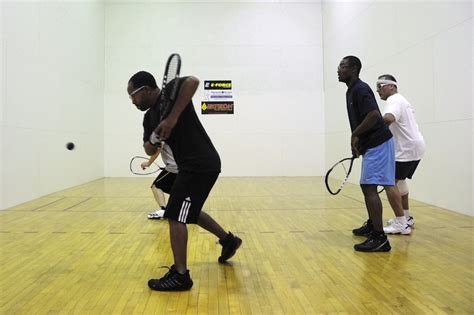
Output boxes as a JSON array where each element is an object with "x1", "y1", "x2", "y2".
[
  {"x1": 103, "y1": 0, "x2": 325, "y2": 177},
  {"x1": 2, "y1": 0, "x2": 471, "y2": 216},
  {"x1": 0, "y1": 2, "x2": 4, "y2": 209},
  {"x1": 0, "y1": 1, "x2": 105, "y2": 210},
  {"x1": 322, "y1": 1, "x2": 473, "y2": 215}
]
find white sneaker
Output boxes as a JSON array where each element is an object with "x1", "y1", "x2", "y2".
[
  {"x1": 383, "y1": 221, "x2": 412, "y2": 235},
  {"x1": 388, "y1": 216, "x2": 415, "y2": 228},
  {"x1": 147, "y1": 209, "x2": 165, "y2": 220}
]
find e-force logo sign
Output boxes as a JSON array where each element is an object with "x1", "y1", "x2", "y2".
[{"x1": 204, "y1": 81, "x2": 232, "y2": 90}]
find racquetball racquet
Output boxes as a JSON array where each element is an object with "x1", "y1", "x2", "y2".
[
  {"x1": 129, "y1": 156, "x2": 164, "y2": 175},
  {"x1": 149, "y1": 53, "x2": 182, "y2": 145},
  {"x1": 325, "y1": 157, "x2": 386, "y2": 195},
  {"x1": 325, "y1": 156, "x2": 357, "y2": 195},
  {"x1": 159, "y1": 53, "x2": 181, "y2": 121}
]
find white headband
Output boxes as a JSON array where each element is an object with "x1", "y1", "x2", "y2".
[{"x1": 376, "y1": 79, "x2": 397, "y2": 86}]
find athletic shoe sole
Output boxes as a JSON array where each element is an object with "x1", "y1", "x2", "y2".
[
  {"x1": 354, "y1": 240, "x2": 391, "y2": 252},
  {"x1": 148, "y1": 216, "x2": 164, "y2": 220}
]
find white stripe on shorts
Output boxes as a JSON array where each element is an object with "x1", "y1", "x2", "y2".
[{"x1": 178, "y1": 197, "x2": 192, "y2": 223}]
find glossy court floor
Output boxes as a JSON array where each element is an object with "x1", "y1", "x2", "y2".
[{"x1": 1, "y1": 177, "x2": 472, "y2": 314}]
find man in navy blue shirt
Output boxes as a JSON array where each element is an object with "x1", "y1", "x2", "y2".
[{"x1": 337, "y1": 56, "x2": 403, "y2": 252}]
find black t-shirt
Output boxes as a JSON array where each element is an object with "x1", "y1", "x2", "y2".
[
  {"x1": 142, "y1": 77, "x2": 221, "y2": 172},
  {"x1": 346, "y1": 79, "x2": 392, "y2": 155},
  {"x1": 143, "y1": 102, "x2": 161, "y2": 143}
]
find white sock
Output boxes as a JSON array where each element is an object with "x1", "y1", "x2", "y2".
[
  {"x1": 396, "y1": 216, "x2": 408, "y2": 225},
  {"x1": 404, "y1": 209, "x2": 411, "y2": 217}
]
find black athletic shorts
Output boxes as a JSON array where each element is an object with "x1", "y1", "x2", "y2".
[
  {"x1": 151, "y1": 169, "x2": 177, "y2": 194},
  {"x1": 164, "y1": 171, "x2": 219, "y2": 224},
  {"x1": 395, "y1": 160, "x2": 421, "y2": 180}
]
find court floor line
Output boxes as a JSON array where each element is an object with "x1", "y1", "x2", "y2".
[
  {"x1": 2, "y1": 205, "x2": 433, "y2": 213},
  {"x1": 2, "y1": 226, "x2": 473, "y2": 235},
  {"x1": 61, "y1": 197, "x2": 93, "y2": 211},
  {"x1": 31, "y1": 197, "x2": 66, "y2": 211}
]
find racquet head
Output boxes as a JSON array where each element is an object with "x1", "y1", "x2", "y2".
[
  {"x1": 129, "y1": 156, "x2": 164, "y2": 175},
  {"x1": 325, "y1": 157, "x2": 356, "y2": 195},
  {"x1": 159, "y1": 53, "x2": 181, "y2": 120}
]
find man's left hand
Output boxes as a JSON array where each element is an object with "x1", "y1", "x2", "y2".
[
  {"x1": 351, "y1": 135, "x2": 360, "y2": 157},
  {"x1": 157, "y1": 116, "x2": 177, "y2": 140}
]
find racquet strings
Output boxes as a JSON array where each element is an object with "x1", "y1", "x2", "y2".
[
  {"x1": 163, "y1": 54, "x2": 180, "y2": 96},
  {"x1": 166, "y1": 56, "x2": 179, "y2": 84},
  {"x1": 160, "y1": 54, "x2": 181, "y2": 120},
  {"x1": 326, "y1": 159, "x2": 353, "y2": 194},
  {"x1": 129, "y1": 156, "x2": 163, "y2": 175}
]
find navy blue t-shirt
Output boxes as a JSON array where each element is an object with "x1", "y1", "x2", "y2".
[
  {"x1": 143, "y1": 77, "x2": 221, "y2": 173},
  {"x1": 346, "y1": 79, "x2": 392, "y2": 155}
]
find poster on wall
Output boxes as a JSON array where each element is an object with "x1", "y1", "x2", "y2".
[{"x1": 201, "y1": 80, "x2": 234, "y2": 114}]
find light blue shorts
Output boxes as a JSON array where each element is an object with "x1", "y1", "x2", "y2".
[{"x1": 360, "y1": 138, "x2": 395, "y2": 186}]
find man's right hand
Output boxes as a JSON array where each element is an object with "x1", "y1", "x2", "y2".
[{"x1": 351, "y1": 135, "x2": 360, "y2": 158}]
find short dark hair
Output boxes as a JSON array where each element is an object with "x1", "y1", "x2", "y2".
[
  {"x1": 378, "y1": 74, "x2": 397, "y2": 82},
  {"x1": 343, "y1": 55, "x2": 362, "y2": 75},
  {"x1": 129, "y1": 71, "x2": 158, "y2": 89}
]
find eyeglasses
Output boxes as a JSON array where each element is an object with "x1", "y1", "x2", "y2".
[
  {"x1": 129, "y1": 86, "x2": 146, "y2": 99},
  {"x1": 337, "y1": 65, "x2": 350, "y2": 70}
]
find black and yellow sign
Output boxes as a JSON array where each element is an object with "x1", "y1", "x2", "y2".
[{"x1": 201, "y1": 102, "x2": 234, "y2": 114}]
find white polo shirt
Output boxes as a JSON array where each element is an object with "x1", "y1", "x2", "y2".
[{"x1": 383, "y1": 93, "x2": 425, "y2": 161}]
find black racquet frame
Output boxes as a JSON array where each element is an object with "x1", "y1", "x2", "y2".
[
  {"x1": 325, "y1": 156, "x2": 356, "y2": 195},
  {"x1": 325, "y1": 157, "x2": 387, "y2": 195},
  {"x1": 159, "y1": 53, "x2": 182, "y2": 121},
  {"x1": 129, "y1": 156, "x2": 164, "y2": 176}
]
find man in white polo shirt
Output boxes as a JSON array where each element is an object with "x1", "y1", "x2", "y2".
[{"x1": 376, "y1": 74, "x2": 426, "y2": 234}]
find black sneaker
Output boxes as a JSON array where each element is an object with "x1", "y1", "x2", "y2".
[
  {"x1": 218, "y1": 232, "x2": 242, "y2": 263},
  {"x1": 148, "y1": 265, "x2": 193, "y2": 291},
  {"x1": 352, "y1": 219, "x2": 373, "y2": 236},
  {"x1": 354, "y1": 232, "x2": 391, "y2": 252}
]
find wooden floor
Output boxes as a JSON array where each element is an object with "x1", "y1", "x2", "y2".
[{"x1": 1, "y1": 177, "x2": 472, "y2": 314}]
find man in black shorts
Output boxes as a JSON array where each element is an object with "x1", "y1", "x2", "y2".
[
  {"x1": 127, "y1": 71, "x2": 242, "y2": 291},
  {"x1": 377, "y1": 74, "x2": 425, "y2": 233},
  {"x1": 142, "y1": 143, "x2": 178, "y2": 219}
]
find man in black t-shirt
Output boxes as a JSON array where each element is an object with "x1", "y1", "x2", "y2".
[
  {"x1": 337, "y1": 56, "x2": 404, "y2": 252},
  {"x1": 127, "y1": 71, "x2": 242, "y2": 291}
]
